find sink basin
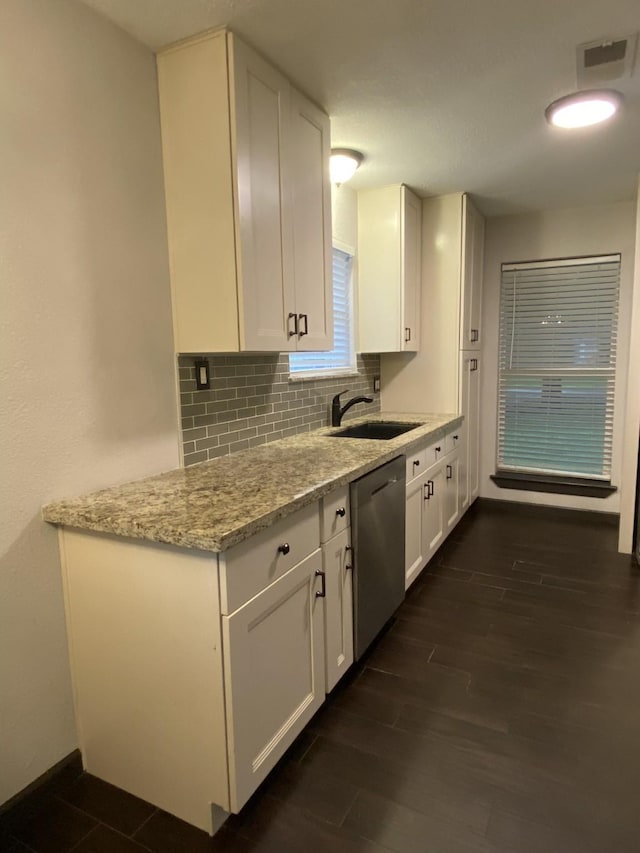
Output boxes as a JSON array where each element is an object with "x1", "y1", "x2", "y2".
[{"x1": 330, "y1": 421, "x2": 421, "y2": 440}]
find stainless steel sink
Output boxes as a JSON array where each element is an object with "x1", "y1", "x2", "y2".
[{"x1": 330, "y1": 421, "x2": 421, "y2": 440}]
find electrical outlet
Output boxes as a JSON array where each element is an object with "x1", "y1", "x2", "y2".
[{"x1": 373, "y1": 376, "x2": 381, "y2": 393}]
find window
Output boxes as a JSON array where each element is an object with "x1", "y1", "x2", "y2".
[
  {"x1": 289, "y1": 245, "x2": 356, "y2": 378},
  {"x1": 497, "y1": 255, "x2": 620, "y2": 482}
]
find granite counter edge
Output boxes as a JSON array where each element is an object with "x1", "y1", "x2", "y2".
[{"x1": 43, "y1": 415, "x2": 464, "y2": 553}]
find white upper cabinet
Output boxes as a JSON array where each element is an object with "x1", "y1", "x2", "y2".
[
  {"x1": 357, "y1": 185, "x2": 422, "y2": 353},
  {"x1": 157, "y1": 30, "x2": 332, "y2": 353}
]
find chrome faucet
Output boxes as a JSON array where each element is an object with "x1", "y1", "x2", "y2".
[{"x1": 331, "y1": 389, "x2": 374, "y2": 427}]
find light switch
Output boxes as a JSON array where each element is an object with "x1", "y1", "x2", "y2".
[{"x1": 194, "y1": 359, "x2": 210, "y2": 390}]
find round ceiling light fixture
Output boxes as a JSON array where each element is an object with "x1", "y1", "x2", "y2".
[
  {"x1": 545, "y1": 89, "x2": 623, "y2": 128},
  {"x1": 330, "y1": 148, "x2": 364, "y2": 184}
]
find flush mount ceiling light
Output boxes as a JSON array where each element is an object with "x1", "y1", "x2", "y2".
[
  {"x1": 545, "y1": 89, "x2": 623, "y2": 128},
  {"x1": 330, "y1": 148, "x2": 363, "y2": 184}
]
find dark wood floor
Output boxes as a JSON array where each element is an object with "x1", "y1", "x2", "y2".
[{"x1": 3, "y1": 499, "x2": 640, "y2": 852}]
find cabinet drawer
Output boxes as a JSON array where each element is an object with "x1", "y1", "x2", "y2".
[
  {"x1": 445, "y1": 430, "x2": 462, "y2": 456},
  {"x1": 219, "y1": 502, "x2": 320, "y2": 615},
  {"x1": 405, "y1": 446, "x2": 427, "y2": 484},
  {"x1": 320, "y1": 487, "x2": 350, "y2": 542},
  {"x1": 426, "y1": 439, "x2": 446, "y2": 467}
]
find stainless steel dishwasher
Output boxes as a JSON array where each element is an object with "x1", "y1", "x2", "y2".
[{"x1": 350, "y1": 456, "x2": 406, "y2": 660}]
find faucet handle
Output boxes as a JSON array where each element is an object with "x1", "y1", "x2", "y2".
[{"x1": 332, "y1": 389, "x2": 350, "y2": 403}]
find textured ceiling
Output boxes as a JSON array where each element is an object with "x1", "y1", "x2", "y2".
[{"x1": 80, "y1": 0, "x2": 640, "y2": 216}]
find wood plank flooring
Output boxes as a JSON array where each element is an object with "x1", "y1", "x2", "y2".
[{"x1": 3, "y1": 498, "x2": 640, "y2": 852}]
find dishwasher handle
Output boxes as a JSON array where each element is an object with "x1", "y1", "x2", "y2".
[{"x1": 370, "y1": 476, "x2": 400, "y2": 498}]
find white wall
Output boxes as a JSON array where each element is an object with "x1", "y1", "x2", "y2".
[
  {"x1": 0, "y1": 0, "x2": 179, "y2": 803},
  {"x1": 618, "y1": 181, "x2": 640, "y2": 552},
  {"x1": 480, "y1": 201, "x2": 637, "y2": 514},
  {"x1": 331, "y1": 183, "x2": 358, "y2": 248}
]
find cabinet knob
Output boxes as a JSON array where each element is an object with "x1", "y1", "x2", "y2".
[
  {"x1": 277, "y1": 543, "x2": 290, "y2": 555},
  {"x1": 453, "y1": 435, "x2": 459, "y2": 441},
  {"x1": 336, "y1": 506, "x2": 346, "y2": 518},
  {"x1": 435, "y1": 446, "x2": 441, "y2": 453},
  {"x1": 413, "y1": 459, "x2": 420, "y2": 468}
]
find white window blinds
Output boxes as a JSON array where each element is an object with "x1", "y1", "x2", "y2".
[
  {"x1": 290, "y1": 247, "x2": 355, "y2": 376},
  {"x1": 497, "y1": 255, "x2": 620, "y2": 480}
]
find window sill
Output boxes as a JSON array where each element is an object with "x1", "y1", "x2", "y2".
[
  {"x1": 289, "y1": 370, "x2": 362, "y2": 383},
  {"x1": 490, "y1": 471, "x2": 617, "y2": 499}
]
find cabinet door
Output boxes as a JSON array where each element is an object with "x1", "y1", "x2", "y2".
[
  {"x1": 444, "y1": 454, "x2": 460, "y2": 532},
  {"x1": 289, "y1": 89, "x2": 333, "y2": 351},
  {"x1": 229, "y1": 35, "x2": 295, "y2": 352},
  {"x1": 468, "y1": 354, "x2": 481, "y2": 503},
  {"x1": 323, "y1": 528, "x2": 354, "y2": 692},
  {"x1": 222, "y1": 549, "x2": 325, "y2": 811},
  {"x1": 459, "y1": 353, "x2": 481, "y2": 510},
  {"x1": 423, "y1": 464, "x2": 445, "y2": 560},
  {"x1": 401, "y1": 186, "x2": 421, "y2": 352},
  {"x1": 459, "y1": 194, "x2": 484, "y2": 351},
  {"x1": 405, "y1": 475, "x2": 426, "y2": 589}
]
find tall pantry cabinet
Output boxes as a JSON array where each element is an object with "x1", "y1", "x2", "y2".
[{"x1": 380, "y1": 192, "x2": 484, "y2": 512}]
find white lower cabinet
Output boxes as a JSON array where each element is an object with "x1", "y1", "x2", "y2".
[
  {"x1": 404, "y1": 429, "x2": 461, "y2": 588},
  {"x1": 59, "y1": 502, "x2": 332, "y2": 834},
  {"x1": 222, "y1": 548, "x2": 325, "y2": 811},
  {"x1": 405, "y1": 458, "x2": 445, "y2": 589},
  {"x1": 59, "y1": 435, "x2": 465, "y2": 836}
]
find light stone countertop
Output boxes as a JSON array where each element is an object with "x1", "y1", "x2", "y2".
[{"x1": 43, "y1": 412, "x2": 463, "y2": 552}]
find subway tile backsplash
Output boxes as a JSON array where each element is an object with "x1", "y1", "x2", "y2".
[{"x1": 178, "y1": 353, "x2": 381, "y2": 466}]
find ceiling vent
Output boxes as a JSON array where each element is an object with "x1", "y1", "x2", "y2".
[{"x1": 576, "y1": 34, "x2": 638, "y2": 86}]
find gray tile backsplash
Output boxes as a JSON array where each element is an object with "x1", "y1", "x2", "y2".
[{"x1": 179, "y1": 353, "x2": 381, "y2": 466}]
